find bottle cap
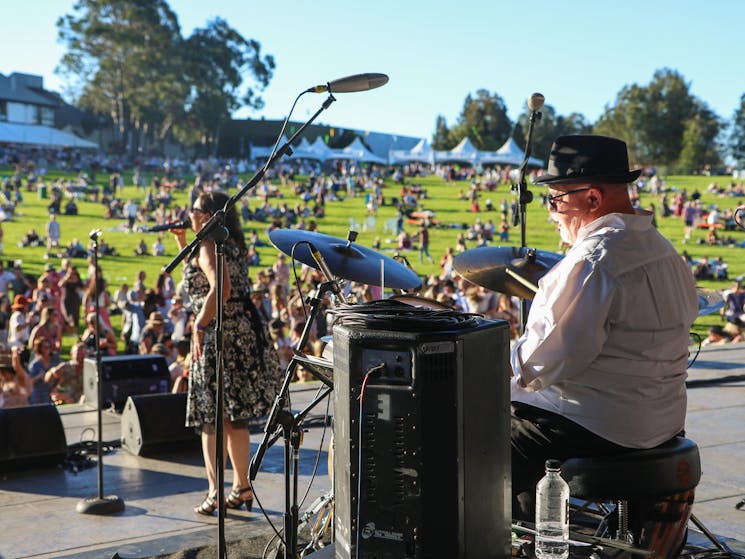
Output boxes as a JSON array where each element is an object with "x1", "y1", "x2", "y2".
[{"x1": 545, "y1": 459, "x2": 561, "y2": 470}]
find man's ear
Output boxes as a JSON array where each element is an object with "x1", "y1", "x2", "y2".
[{"x1": 588, "y1": 187, "x2": 603, "y2": 211}]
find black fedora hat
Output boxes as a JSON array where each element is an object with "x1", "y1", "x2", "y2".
[{"x1": 534, "y1": 135, "x2": 641, "y2": 185}]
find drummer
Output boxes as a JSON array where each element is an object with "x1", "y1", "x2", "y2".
[{"x1": 509, "y1": 135, "x2": 698, "y2": 519}]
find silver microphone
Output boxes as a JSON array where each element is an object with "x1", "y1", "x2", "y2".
[
  {"x1": 528, "y1": 93, "x2": 545, "y2": 112},
  {"x1": 307, "y1": 73, "x2": 389, "y2": 94}
]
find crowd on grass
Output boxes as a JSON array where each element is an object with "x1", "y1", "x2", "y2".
[{"x1": 4, "y1": 148, "x2": 745, "y2": 408}]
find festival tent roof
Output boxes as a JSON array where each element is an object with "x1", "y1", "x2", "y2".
[
  {"x1": 309, "y1": 136, "x2": 334, "y2": 159},
  {"x1": 389, "y1": 138, "x2": 435, "y2": 165},
  {"x1": 288, "y1": 137, "x2": 324, "y2": 160},
  {"x1": 0, "y1": 122, "x2": 98, "y2": 149},
  {"x1": 325, "y1": 137, "x2": 387, "y2": 164},
  {"x1": 477, "y1": 137, "x2": 544, "y2": 167},
  {"x1": 250, "y1": 135, "x2": 289, "y2": 160},
  {"x1": 434, "y1": 136, "x2": 479, "y2": 164}
]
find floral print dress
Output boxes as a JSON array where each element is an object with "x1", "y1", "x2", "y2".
[{"x1": 183, "y1": 238, "x2": 281, "y2": 427}]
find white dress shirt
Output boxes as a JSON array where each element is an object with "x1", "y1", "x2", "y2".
[{"x1": 511, "y1": 210, "x2": 698, "y2": 448}]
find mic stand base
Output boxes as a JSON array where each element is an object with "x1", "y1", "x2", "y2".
[{"x1": 76, "y1": 495, "x2": 125, "y2": 515}]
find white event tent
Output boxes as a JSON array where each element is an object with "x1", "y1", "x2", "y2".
[
  {"x1": 434, "y1": 137, "x2": 479, "y2": 165},
  {"x1": 389, "y1": 138, "x2": 435, "y2": 165},
  {"x1": 477, "y1": 137, "x2": 544, "y2": 167},
  {"x1": 0, "y1": 122, "x2": 98, "y2": 149},
  {"x1": 325, "y1": 137, "x2": 387, "y2": 164},
  {"x1": 250, "y1": 135, "x2": 289, "y2": 160},
  {"x1": 288, "y1": 137, "x2": 323, "y2": 161}
]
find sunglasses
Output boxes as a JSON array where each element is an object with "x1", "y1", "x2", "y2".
[
  {"x1": 546, "y1": 187, "x2": 591, "y2": 211},
  {"x1": 190, "y1": 206, "x2": 207, "y2": 214}
]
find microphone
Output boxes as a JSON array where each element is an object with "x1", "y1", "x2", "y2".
[
  {"x1": 140, "y1": 218, "x2": 191, "y2": 233},
  {"x1": 308, "y1": 243, "x2": 347, "y2": 303},
  {"x1": 528, "y1": 92, "x2": 545, "y2": 112},
  {"x1": 307, "y1": 73, "x2": 389, "y2": 94}
]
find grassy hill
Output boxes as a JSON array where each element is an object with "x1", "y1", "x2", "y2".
[{"x1": 2, "y1": 166, "x2": 742, "y2": 348}]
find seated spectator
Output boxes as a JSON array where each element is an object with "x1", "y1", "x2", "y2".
[
  {"x1": 694, "y1": 257, "x2": 712, "y2": 280},
  {"x1": 702, "y1": 325, "x2": 733, "y2": 346},
  {"x1": 722, "y1": 279, "x2": 745, "y2": 326},
  {"x1": 64, "y1": 199, "x2": 78, "y2": 215},
  {"x1": 19, "y1": 229, "x2": 44, "y2": 248},
  {"x1": 134, "y1": 238, "x2": 149, "y2": 256}
]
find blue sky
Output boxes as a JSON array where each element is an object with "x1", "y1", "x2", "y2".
[{"x1": 1, "y1": 0, "x2": 741, "y2": 141}]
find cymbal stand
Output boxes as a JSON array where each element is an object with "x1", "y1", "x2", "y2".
[
  {"x1": 513, "y1": 106, "x2": 542, "y2": 332},
  {"x1": 250, "y1": 280, "x2": 337, "y2": 559}
]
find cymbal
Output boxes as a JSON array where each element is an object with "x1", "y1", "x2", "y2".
[
  {"x1": 269, "y1": 229, "x2": 422, "y2": 290},
  {"x1": 696, "y1": 287, "x2": 725, "y2": 317},
  {"x1": 453, "y1": 246, "x2": 563, "y2": 300}
]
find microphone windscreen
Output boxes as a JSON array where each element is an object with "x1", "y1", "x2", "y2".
[{"x1": 528, "y1": 93, "x2": 545, "y2": 111}]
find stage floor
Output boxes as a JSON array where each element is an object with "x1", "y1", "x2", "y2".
[{"x1": 1, "y1": 344, "x2": 745, "y2": 559}]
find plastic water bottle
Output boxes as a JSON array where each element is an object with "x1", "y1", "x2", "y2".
[{"x1": 535, "y1": 459, "x2": 569, "y2": 559}]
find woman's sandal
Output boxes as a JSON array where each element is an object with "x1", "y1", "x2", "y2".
[
  {"x1": 194, "y1": 492, "x2": 218, "y2": 516},
  {"x1": 225, "y1": 486, "x2": 254, "y2": 511}
]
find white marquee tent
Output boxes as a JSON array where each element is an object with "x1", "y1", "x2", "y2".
[
  {"x1": 477, "y1": 137, "x2": 544, "y2": 167},
  {"x1": 0, "y1": 122, "x2": 98, "y2": 149},
  {"x1": 389, "y1": 138, "x2": 435, "y2": 165},
  {"x1": 434, "y1": 136, "x2": 479, "y2": 165},
  {"x1": 325, "y1": 137, "x2": 387, "y2": 164}
]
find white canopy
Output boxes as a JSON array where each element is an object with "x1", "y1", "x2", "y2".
[
  {"x1": 0, "y1": 122, "x2": 97, "y2": 149},
  {"x1": 389, "y1": 138, "x2": 434, "y2": 165},
  {"x1": 325, "y1": 137, "x2": 387, "y2": 164},
  {"x1": 435, "y1": 136, "x2": 479, "y2": 165},
  {"x1": 477, "y1": 137, "x2": 544, "y2": 167},
  {"x1": 250, "y1": 135, "x2": 289, "y2": 160},
  {"x1": 308, "y1": 136, "x2": 334, "y2": 160},
  {"x1": 288, "y1": 137, "x2": 324, "y2": 160}
]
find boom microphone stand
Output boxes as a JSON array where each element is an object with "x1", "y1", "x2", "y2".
[
  {"x1": 76, "y1": 229, "x2": 125, "y2": 515},
  {"x1": 164, "y1": 93, "x2": 337, "y2": 559},
  {"x1": 512, "y1": 92, "x2": 544, "y2": 332}
]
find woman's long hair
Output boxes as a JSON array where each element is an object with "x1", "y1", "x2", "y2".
[{"x1": 196, "y1": 191, "x2": 246, "y2": 250}]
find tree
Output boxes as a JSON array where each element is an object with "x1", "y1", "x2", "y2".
[
  {"x1": 678, "y1": 103, "x2": 722, "y2": 172},
  {"x1": 432, "y1": 115, "x2": 454, "y2": 150},
  {"x1": 179, "y1": 18, "x2": 274, "y2": 154},
  {"x1": 57, "y1": 0, "x2": 183, "y2": 153},
  {"x1": 594, "y1": 68, "x2": 722, "y2": 168},
  {"x1": 449, "y1": 90, "x2": 512, "y2": 150},
  {"x1": 729, "y1": 93, "x2": 745, "y2": 168},
  {"x1": 56, "y1": 0, "x2": 273, "y2": 155},
  {"x1": 515, "y1": 104, "x2": 592, "y2": 163}
]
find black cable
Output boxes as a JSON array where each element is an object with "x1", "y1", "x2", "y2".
[
  {"x1": 330, "y1": 299, "x2": 480, "y2": 331},
  {"x1": 688, "y1": 332, "x2": 703, "y2": 368}
]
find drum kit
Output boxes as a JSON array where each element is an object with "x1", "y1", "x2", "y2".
[{"x1": 255, "y1": 228, "x2": 724, "y2": 557}]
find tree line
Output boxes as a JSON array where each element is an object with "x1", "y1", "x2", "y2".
[
  {"x1": 56, "y1": 0, "x2": 274, "y2": 156},
  {"x1": 434, "y1": 69, "x2": 745, "y2": 173}
]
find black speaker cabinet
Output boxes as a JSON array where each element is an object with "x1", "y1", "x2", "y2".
[
  {"x1": 120, "y1": 393, "x2": 199, "y2": 456},
  {"x1": 332, "y1": 317, "x2": 511, "y2": 559},
  {"x1": 0, "y1": 404, "x2": 67, "y2": 471},
  {"x1": 84, "y1": 354, "x2": 170, "y2": 410}
]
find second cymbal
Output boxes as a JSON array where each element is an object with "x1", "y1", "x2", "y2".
[{"x1": 453, "y1": 246, "x2": 563, "y2": 300}]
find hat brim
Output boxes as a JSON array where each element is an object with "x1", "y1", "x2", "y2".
[{"x1": 534, "y1": 169, "x2": 642, "y2": 185}]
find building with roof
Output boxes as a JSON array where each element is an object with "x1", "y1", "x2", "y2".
[{"x1": 0, "y1": 72, "x2": 98, "y2": 149}]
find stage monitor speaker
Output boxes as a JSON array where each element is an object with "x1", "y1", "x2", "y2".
[
  {"x1": 332, "y1": 317, "x2": 512, "y2": 559},
  {"x1": 0, "y1": 404, "x2": 67, "y2": 472},
  {"x1": 84, "y1": 354, "x2": 170, "y2": 411},
  {"x1": 120, "y1": 393, "x2": 199, "y2": 456}
]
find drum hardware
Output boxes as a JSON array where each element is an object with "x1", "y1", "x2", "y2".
[{"x1": 254, "y1": 229, "x2": 422, "y2": 559}]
